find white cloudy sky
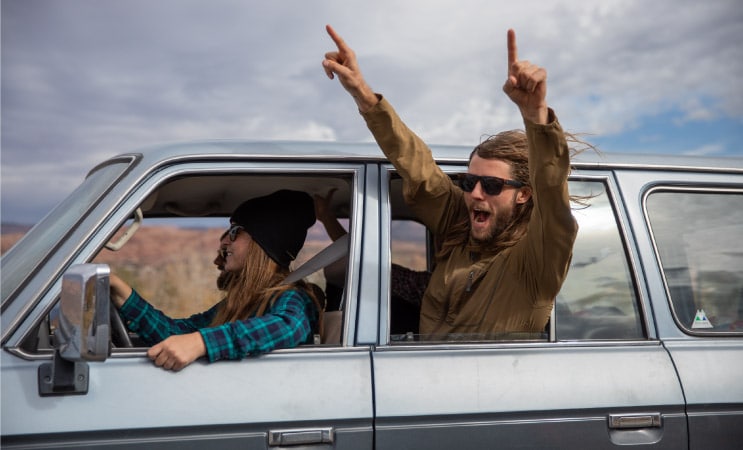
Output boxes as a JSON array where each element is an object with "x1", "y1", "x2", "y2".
[{"x1": 2, "y1": 0, "x2": 742, "y2": 225}]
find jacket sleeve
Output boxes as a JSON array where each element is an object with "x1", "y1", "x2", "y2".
[
  {"x1": 198, "y1": 290, "x2": 317, "y2": 362},
  {"x1": 362, "y1": 96, "x2": 467, "y2": 235},
  {"x1": 515, "y1": 110, "x2": 579, "y2": 303},
  {"x1": 118, "y1": 289, "x2": 219, "y2": 345}
]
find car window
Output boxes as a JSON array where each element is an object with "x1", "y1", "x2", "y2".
[
  {"x1": 387, "y1": 177, "x2": 645, "y2": 342},
  {"x1": 25, "y1": 171, "x2": 354, "y2": 354},
  {"x1": 389, "y1": 218, "x2": 429, "y2": 337},
  {"x1": 97, "y1": 174, "x2": 347, "y2": 347},
  {"x1": 646, "y1": 189, "x2": 743, "y2": 334}
]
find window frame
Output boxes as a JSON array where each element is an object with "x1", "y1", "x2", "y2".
[
  {"x1": 644, "y1": 185, "x2": 743, "y2": 337},
  {"x1": 7, "y1": 160, "x2": 368, "y2": 360},
  {"x1": 379, "y1": 163, "x2": 651, "y2": 347}
]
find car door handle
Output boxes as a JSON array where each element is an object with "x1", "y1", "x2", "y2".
[
  {"x1": 268, "y1": 427, "x2": 334, "y2": 446},
  {"x1": 608, "y1": 413, "x2": 662, "y2": 429}
]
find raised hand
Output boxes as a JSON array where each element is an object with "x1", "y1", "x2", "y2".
[
  {"x1": 502, "y1": 29, "x2": 549, "y2": 125},
  {"x1": 313, "y1": 188, "x2": 336, "y2": 223},
  {"x1": 314, "y1": 188, "x2": 347, "y2": 242},
  {"x1": 322, "y1": 25, "x2": 378, "y2": 112}
]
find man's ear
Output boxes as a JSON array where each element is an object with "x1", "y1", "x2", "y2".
[{"x1": 516, "y1": 187, "x2": 532, "y2": 204}]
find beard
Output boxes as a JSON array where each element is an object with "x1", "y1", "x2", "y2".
[{"x1": 469, "y1": 202, "x2": 516, "y2": 244}]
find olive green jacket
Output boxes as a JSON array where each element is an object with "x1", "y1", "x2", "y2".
[{"x1": 363, "y1": 96, "x2": 578, "y2": 338}]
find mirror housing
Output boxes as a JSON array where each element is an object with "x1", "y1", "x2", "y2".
[
  {"x1": 57, "y1": 263, "x2": 111, "y2": 362},
  {"x1": 39, "y1": 264, "x2": 112, "y2": 396}
]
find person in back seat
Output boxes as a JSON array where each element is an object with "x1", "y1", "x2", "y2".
[
  {"x1": 314, "y1": 189, "x2": 430, "y2": 335},
  {"x1": 323, "y1": 25, "x2": 584, "y2": 339},
  {"x1": 109, "y1": 190, "x2": 323, "y2": 371}
]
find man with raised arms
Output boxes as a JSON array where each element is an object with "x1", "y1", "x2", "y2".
[{"x1": 322, "y1": 26, "x2": 578, "y2": 339}]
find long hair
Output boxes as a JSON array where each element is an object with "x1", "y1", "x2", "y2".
[
  {"x1": 437, "y1": 129, "x2": 592, "y2": 259},
  {"x1": 210, "y1": 237, "x2": 323, "y2": 336}
]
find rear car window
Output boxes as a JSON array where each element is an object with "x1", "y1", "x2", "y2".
[{"x1": 646, "y1": 189, "x2": 743, "y2": 334}]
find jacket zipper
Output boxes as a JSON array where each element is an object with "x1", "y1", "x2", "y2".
[{"x1": 465, "y1": 270, "x2": 474, "y2": 292}]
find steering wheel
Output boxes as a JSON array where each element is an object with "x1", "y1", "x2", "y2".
[{"x1": 110, "y1": 304, "x2": 133, "y2": 348}]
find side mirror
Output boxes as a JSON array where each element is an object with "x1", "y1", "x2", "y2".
[
  {"x1": 58, "y1": 263, "x2": 112, "y2": 361},
  {"x1": 39, "y1": 264, "x2": 111, "y2": 396}
]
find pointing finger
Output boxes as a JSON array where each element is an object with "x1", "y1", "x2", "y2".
[
  {"x1": 507, "y1": 29, "x2": 518, "y2": 75},
  {"x1": 326, "y1": 24, "x2": 350, "y2": 54}
]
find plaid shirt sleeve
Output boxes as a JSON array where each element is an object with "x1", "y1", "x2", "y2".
[
  {"x1": 118, "y1": 289, "x2": 220, "y2": 346},
  {"x1": 117, "y1": 288, "x2": 318, "y2": 362},
  {"x1": 199, "y1": 289, "x2": 318, "y2": 362}
]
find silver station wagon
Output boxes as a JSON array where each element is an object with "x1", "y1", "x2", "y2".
[{"x1": 2, "y1": 141, "x2": 742, "y2": 449}]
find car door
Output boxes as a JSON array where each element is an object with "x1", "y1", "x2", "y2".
[
  {"x1": 1, "y1": 159, "x2": 374, "y2": 449},
  {"x1": 622, "y1": 169, "x2": 743, "y2": 449},
  {"x1": 3, "y1": 350, "x2": 373, "y2": 449},
  {"x1": 371, "y1": 167, "x2": 688, "y2": 449}
]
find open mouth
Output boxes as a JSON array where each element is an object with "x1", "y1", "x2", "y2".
[{"x1": 473, "y1": 208, "x2": 491, "y2": 223}]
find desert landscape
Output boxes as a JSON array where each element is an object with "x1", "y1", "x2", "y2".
[{"x1": 2, "y1": 222, "x2": 426, "y2": 318}]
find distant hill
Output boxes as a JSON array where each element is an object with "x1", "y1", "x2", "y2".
[{"x1": 1, "y1": 222, "x2": 426, "y2": 317}]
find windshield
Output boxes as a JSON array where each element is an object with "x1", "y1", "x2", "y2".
[{"x1": 1, "y1": 158, "x2": 133, "y2": 303}]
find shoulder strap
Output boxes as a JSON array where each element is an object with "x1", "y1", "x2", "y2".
[{"x1": 282, "y1": 234, "x2": 349, "y2": 285}]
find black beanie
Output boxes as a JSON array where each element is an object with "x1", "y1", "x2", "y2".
[{"x1": 230, "y1": 190, "x2": 316, "y2": 268}]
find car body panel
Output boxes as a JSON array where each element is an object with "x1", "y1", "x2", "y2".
[
  {"x1": 613, "y1": 168, "x2": 743, "y2": 449},
  {"x1": 2, "y1": 349, "x2": 374, "y2": 448},
  {"x1": 373, "y1": 343, "x2": 686, "y2": 449},
  {"x1": 2, "y1": 141, "x2": 742, "y2": 447}
]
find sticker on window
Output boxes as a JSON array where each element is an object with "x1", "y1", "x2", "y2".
[{"x1": 692, "y1": 309, "x2": 713, "y2": 329}]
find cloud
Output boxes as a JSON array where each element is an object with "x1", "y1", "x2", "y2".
[
  {"x1": 2, "y1": 0, "x2": 742, "y2": 224},
  {"x1": 540, "y1": 0, "x2": 743, "y2": 136}
]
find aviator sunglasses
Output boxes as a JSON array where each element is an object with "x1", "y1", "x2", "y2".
[
  {"x1": 217, "y1": 225, "x2": 245, "y2": 260},
  {"x1": 224, "y1": 224, "x2": 244, "y2": 242},
  {"x1": 458, "y1": 173, "x2": 525, "y2": 196},
  {"x1": 217, "y1": 224, "x2": 245, "y2": 246}
]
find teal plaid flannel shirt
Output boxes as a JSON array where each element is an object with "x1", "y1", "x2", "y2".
[{"x1": 118, "y1": 288, "x2": 318, "y2": 362}]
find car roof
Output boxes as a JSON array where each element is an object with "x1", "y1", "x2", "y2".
[
  {"x1": 87, "y1": 140, "x2": 742, "y2": 220},
  {"x1": 93, "y1": 139, "x2": 743, "y2": 177}
]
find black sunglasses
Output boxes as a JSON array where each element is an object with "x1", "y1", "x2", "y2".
[
  {"x1": 458, "y1": 173, "x2": 525, "y2": 196},
  {"x1": 224, "y1": 224, "x2": 244, "y2": 242}
]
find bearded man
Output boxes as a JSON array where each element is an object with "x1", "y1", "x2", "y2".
[{"x1": 323, "y1": 26, "x2": 578, "y2": 339}]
